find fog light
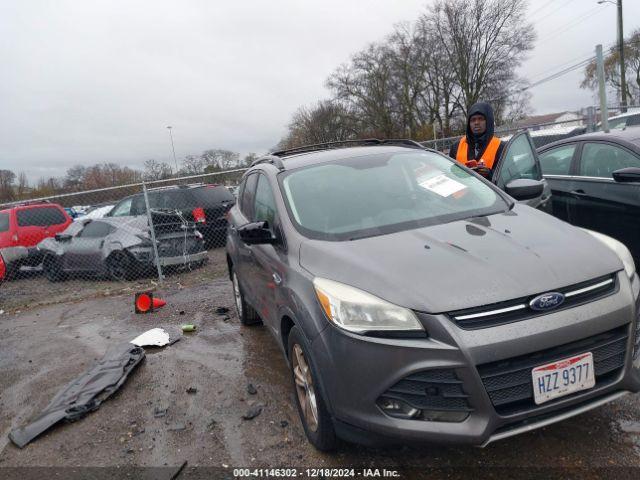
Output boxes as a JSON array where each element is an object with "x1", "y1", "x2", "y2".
[
  {"x1": 421, "y1": 410, "x2": 469, "y2": 422},
  {"x1": 377, "y1": 397, "x2": 420, "y2": 419}
]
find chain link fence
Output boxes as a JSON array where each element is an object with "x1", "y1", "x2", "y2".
[
  {"x1": 421, "y1": 117, "x2": 589, "y2": 154},
  {"x1": 0, "y1": 169, "x2": 247, "y2": 307},
  {"x1": 422, "y1": 103, "x2": 640, "y2": 154}
]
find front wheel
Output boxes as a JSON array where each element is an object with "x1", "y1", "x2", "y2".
[
  {"x1": 43, "y1": 255, "x2": 66, "y2": 282},
  {"x1": 288, "y1": 326, "x2": 336, "y2": 451},
  {"x1": 106, "y1": 251, "x2": 135, "y2": 281}
]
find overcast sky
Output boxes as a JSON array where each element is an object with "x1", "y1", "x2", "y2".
[{"x1": 1, "y1": 0, "x2": 639, "y2": 181}]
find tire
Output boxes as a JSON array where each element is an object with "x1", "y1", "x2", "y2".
[
  {"x1": 4, "y1": 262, "x2": 19, "y2": 281},
  {"x1": 106, "y1": 251, "x2": 135, "y2": 281},
  {"x1": 287, "y1": 326, "x2": 337, "y2": 451},
  {"x1": 231, "y1": 266, "x2": 261, "y2": 325},
  {"x1": 43, "y1": 255, "x2": 66, "y2": 282}
]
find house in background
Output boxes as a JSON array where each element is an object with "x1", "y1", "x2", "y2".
[
  {"x1": 499, "y1": 112, "x2": 586, "y2": 148},
  {"x1": 515, "y1": 111, "x2": 584, "y2": 130}
]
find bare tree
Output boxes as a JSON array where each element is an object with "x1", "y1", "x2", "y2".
[
  {"x1": 280, "y1": 100, "x2": 358, "y2": 149},
  {"x1": 0, "y1": 170, "x2": 16, "y2": 202},
  {"x1": 143, "y1": 159, "x2": 172, "y2": 181},
  {"x1": 242, "y1": 153, "x2": 259, "y2": 167},
  {"x1": 182, "y1": 154, "x2": 206, "y2": 174},
  {"x1": 16, "y1": 172, "x2": 29, "y2": 199},
  {"x1": 327, "y1": 43, "x2": 399, "y2": 137},
  {"x1": 202, "y1": 149, "x2": 241, "y2": 172},
  {"x1": 424, "y1": 0, "x2": 534, "y2": 115},
  {"x1": 581, "y1": 30, "x2": 640, "y2": 105}
]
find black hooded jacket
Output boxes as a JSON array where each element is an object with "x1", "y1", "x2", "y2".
[{"x1": 449, "y1": 102, "x2": 505, "y2": 163}]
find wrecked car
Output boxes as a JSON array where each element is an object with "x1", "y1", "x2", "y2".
[
  {"x1": 227, "y1": 139, "x2": 640, "y2": 451},
  {"x1": 38, "y1": 210, "x2": 207, "y2": 281}
]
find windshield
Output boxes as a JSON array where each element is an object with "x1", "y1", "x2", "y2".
[{"x1": 280, "y1": 151, "x2": 508, "y2": 241}]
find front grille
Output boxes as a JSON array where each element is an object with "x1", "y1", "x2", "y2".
[
  {"x1": 477, "y1": 325, "x2": 628, "y2": 415},
  {"x1": 448, "y1": 274, "x2": 618, "y2": 329},
  {"x1": 380, "y1": 369, "x2": 473, "y2": 412}
]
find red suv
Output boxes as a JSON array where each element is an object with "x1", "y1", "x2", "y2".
[
  {"x1": 0, "y1": 203, "x2": 72, "y2": 277},
  {"x1": 0, "y1": 251, "x2": 5, "y2": 283}
]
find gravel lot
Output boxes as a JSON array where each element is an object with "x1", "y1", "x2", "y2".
[{"x1": 0, "y1": 248, "x2": 639, "y2": 479}]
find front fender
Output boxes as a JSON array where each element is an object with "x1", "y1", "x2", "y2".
[{"x1": 35, "y1": 240, "x2": 63, "y2": 257}]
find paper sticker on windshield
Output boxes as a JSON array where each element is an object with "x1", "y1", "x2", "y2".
[{"x1": 419, "y1": 174, "x2": 467, "y2": 197}]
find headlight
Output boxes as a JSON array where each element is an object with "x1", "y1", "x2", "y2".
[
  {"x1": 582, "y1": 229, "x2": 636, "y2": 279},
  {"x1": 313, "y1": 277, "x2": 424, "y2": 335}
]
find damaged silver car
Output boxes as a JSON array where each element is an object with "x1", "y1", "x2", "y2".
[{"x1": 37, "y1": 210, "x2": 207, "y2": 281}]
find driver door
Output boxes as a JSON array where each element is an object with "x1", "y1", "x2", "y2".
[
  {"x1": 63, "y1": 220, "x2": 115, "y2": 271},
  {"x1": 491, "y1": 131, "x2": 552, "y2": 211}
]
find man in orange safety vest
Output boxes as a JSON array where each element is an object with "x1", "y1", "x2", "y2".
[{"x1": 449, "y1": 102, "x2": 505, "y2": 178}]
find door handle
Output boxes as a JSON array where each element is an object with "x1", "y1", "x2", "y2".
[{"x1": 570, "y1": 189, "x2": 587, "y2": 196}]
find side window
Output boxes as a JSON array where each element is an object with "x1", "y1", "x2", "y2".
[
  {"x1": 253, "y1": 175, "x2": 278, "y2": 227},
  {"x1": 539, "y1": 145, "x2": 576, "y2": 176},
  {"x1": 627, "y1": 115, "x2": 640, "y2": 127},
  {"x1": 579, "y1": 143, "x2": 640, "y2": 178},
  {"x1": 130, "y1": 196, "x2": 147, "y2": 215},
  {"x1": 608, "y1": 118, "x2": 628, "y2": 130},
  {"x1": 17, "y1": 207, "x2": 67, "y2": 226},
  {"x1": 111, "y1": 198, "x2": 133, "y2": 216},
  {"x1": 77, "y1": 221, "x2": 114, "y2": 238},
  {"x1": 497, "y1": 133, "x2": 539, "y2": 187},
  {"x1": 0, "y1": 212, "x2": 9, "y2": 232},
  {"x1": 240, "y1": 174, "x2": 259, "y2": 219}
]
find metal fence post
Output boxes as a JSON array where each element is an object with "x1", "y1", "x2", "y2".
[
  {"x1": 586, "y1": 106, "x2": 596, "y2": 132},
  {"x1": 596, "y1": 44, "x2": 609, "y2": 133},
  {"x1": 142, "y1": 182, "x2": 164, "y2": 283}
]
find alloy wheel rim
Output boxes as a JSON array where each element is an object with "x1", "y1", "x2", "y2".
[
  {"x1": 232, "y1": 272, "x2": 243, "y2": 317},
  {"x1": 292, "y1": 343, "x2": 319, "y2": 432}
]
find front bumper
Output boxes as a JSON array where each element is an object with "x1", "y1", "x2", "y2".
[{"x1": 310, "y1": 271, "x2": 640, "y2": 446}]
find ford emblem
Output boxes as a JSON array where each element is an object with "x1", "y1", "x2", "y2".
[{"x1": 529, "y1": 292, "x2": 565, "y2": 311}]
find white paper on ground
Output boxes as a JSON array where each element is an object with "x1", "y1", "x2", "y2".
[{"x1": 130, "y1": 328, "x2": 171, "y2": 347}]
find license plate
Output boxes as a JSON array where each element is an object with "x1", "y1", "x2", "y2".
[{"x1": 531, "y1": 352, "x2": 595, "y2": 405}]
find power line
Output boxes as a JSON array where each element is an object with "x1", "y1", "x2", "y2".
[
  {"x1": 537, "y1": 6, "x2": 607, "y2": 46},
  {"x1": 528, "y1": 37, "x2": 640, "y2": 84},
  {"x1": 529, "y1": 0, "x2": 557, "y2": 17},
  {"x1": 532, "y1": 0, "x2": 578, "y2": 25}
]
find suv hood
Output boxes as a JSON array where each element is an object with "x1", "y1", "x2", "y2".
[{"x1": 299, "y1": 204, "x2": 623, "y2": 313}]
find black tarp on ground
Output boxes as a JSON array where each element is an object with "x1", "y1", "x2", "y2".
[{"x1": 9, "y1": 342, "x2": 145, "y2": 448}]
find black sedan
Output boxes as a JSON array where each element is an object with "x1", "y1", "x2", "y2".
[{"x1": 538, "y1": 127, "x2": 640, "y2": 263}]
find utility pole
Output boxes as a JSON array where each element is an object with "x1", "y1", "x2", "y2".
[
  {"x1": 596, "y1": 45, "x2": 610, "y2": 133},
  {"x1": 598, "y1": 0, "x2": 627, "y2": 112},
  {"x1": 617, "y1": 0, "x2": 627, "y2": 113},
  {"x1": 166, "y1": 126, "x2": 179, "y2": 174}
]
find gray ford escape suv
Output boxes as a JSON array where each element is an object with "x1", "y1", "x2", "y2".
[{"x1": 226, "y1": 139, "x2": 640, "y2": 450}]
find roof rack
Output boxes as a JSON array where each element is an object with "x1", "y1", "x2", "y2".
[
  {"x1": 250, "y1": 155, "x2": 285, "y2": 170},
  {"x1": 8, "y1": 199, "x2": 52, "y2": 208},
  {"x1": 146, "y1": 182, "x2": 210, "y2": 192},
  {"x1": 270, "y1": 138, "x2": 427, "y2": 158}
]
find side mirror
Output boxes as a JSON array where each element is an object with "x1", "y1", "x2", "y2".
[
  {"x1": 55, "y1": 233, "x2": 72, "y2": 242},
  {"x1": 237, "y1": 221, "x2": 277, "y2": 245},
  {"x1": 505, "y1": 179, "x2": 544, "y2": 201},
  {"x1": 612, "y1": 167, "x2": 640, "y2": 183}
]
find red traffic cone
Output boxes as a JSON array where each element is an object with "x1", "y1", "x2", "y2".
[
  {"x1": 135, "y1": 292, "x2": 167, "y2": 314},
  {"x1": 152, "y1": 297, "x2": 166, "y2": 309}
]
